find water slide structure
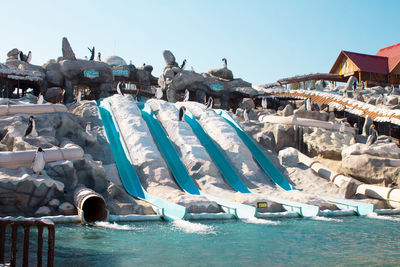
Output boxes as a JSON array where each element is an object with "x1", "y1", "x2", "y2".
[
  {"x1": 98, "y1": 101, "x2": 187, "y2": 221},
  {"x1": 181, "y1": 107, "x2": 319, "y2": 217},
  {"x1": 99, "y1": 96, "x2": 371, "y2": 219},
  {"x1": 138, "y1": 103, "x2": 257, "y2": 219},
  {"x1": 215, "y1": 109, "x2": 295, "y2": 191},
  {"x1": 214, "y1": 109, "x2": 374, "y2": 216}
]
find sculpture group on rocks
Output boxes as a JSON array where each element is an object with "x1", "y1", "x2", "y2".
[
  {"x1": 1, "y1": 38, "x2": 259, "y2": 109},
  {"x1": 158, "y1": 50, "x2": 258, "y2": 110},
  {"x1": 1, "y1": 37, "x2": 158, "y2": 104}
]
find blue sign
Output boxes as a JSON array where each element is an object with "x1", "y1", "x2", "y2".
[
  {"x1": 210, "y1": 83, "x2": 224, "y2": 91},
  {"x1": 83, "y1": 69, "x2": 99, "y2": 79},
  {"x1": 113, "y1": 69, "x2": 129, "y2": 77}
]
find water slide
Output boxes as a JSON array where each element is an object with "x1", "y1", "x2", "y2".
[
  {"x1": 138, "y1": 103, "x2": 257, "y2": 219},
  {"x1": 215, "y1": 109, "x2": 295, "y2": 191},
  {"x1": 215, "y1": 109, "x2": 372, "y2": 216},
  {"x1": 98, "y1": 101, "x2": 187, "y2": 221},
  {"x1": 182, "y1": 107, "x2": 319, "y2": 217}
]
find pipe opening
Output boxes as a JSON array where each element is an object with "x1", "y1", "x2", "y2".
[{"x1": 81, "y1": 196, "x2": 108, "y2": 223}]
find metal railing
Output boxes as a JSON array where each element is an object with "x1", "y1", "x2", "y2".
[{"x1": 0, "y1": 218, "x2": 55, "y2": 267}]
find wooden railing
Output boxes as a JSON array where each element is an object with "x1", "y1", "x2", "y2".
[{"x1": 0, "y1": 218, "x2": 55, "y2": 267}]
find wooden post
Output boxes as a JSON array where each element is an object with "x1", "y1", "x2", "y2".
[
  {"x1": 10, "y1": 225, "x2": 17, "y2": 267},
  {"x1": 48, "y1": 225, "x2": 55, "y2": 267},
  {"x1": 22, "y1": 226, "x2": 30, "y2": 266},
  {"x1": 37, "y1": 226, "x2": 43, "y2": 267},
  {"x1": 0, "y1": 225, "x2": 5, "y2": 264}
]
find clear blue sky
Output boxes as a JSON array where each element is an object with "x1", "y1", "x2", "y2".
[{"x1": 1, "y1": 0, "x2": 399, "y2": 85}]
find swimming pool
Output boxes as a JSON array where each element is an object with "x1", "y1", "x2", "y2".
[{"x1": 52, "y1": 215, "x2": 400, "y2": 266}]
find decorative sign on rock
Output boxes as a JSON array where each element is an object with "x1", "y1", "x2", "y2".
[
  {"x1": 83, "y1": 69, "x2": 99, "y2": 79},
  {"x1": 210, "y1": 83, "x2": 224, "y2": 91},
  {"x1": 113, "y1": 69, "x2": 129, "y2": 77},
  {"x1": 257, "y1": 202, "x2": 268, "y2": 209}
]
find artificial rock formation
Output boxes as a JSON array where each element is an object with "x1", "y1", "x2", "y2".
[
  {"x1": 341, "y1": 143, "x2": 400, "y2": 186},
  {"x1": 158, "y1": 50, "x2": 258, "y2": 110},
  {"x1": 0, "y1": 99, "x2": 148, "y2": 217}
]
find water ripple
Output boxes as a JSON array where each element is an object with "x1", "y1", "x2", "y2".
[
  {"x1": 311, "y1": 216, "x2": 343, "y2": 222},
  {"x1": 94, "y1": 221, "x2": 139, "y2": 230},
  {"x1": 367, "y1": 212, "x2": 400, "y2": 222},
  {"x1": 242, "y1": 218, "x2": 280, "y2": 225},
  {"x1": 172, "y1": 220, "x2": 216, "y2": 234}
]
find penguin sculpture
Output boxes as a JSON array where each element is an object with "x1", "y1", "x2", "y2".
[
  {"x1": 190, "y1": 66, "x2": 195, "y2": 72},
  {"x1": 382, "y1": 93, "x2": 387, "y2": 105},
  {"x1": 261, "y1": 97, "x2": 267, "y2": 110},
  {"x1": 305, "y1": 98, "x2": 312, "y2": 111},
  {"x1": 388, "y1": 85, "x2": 394, "y2": 96},
  {"x1": 19, "y1": 51, "x2": 24, "y2": 61},
  {"x1": 24, "y1": 116, "x2": 38, "y2": 137},
  {"x1": 134, "y1": 91, "x2": 141, "y2": 102},
  {"x1": 77, "y1": 90, "x2": 82, "y2": 103},
  {"x1": 243, "y1": 108, "x2": 249, "y2": 122},
  {"x1": 97, "y1": 52, "x2": 101, "y2": 61},
  {"x1": 222, "y1": 58, "x2": 227, "y2": 69},
  {"x1": 26, "y1": 51, "x2": 32, "y2": 63},
  {"x1": 353, "y1": 123, "x2": 358, "y2": 132},
  {"x1": 155, "y1": 87, "x2": 163, "y2": 99},
  {"x1": 339, "y1": 121, "x2": 345, "y2": 133},
  {"x1": 37, "y1": 94, "x2": 44, "y2": 104},
  {"x1": 88, "y1": 47, "x2": 95, "y2": 61},
  {"x1": 179, "y1": 106, "x2": 186, "y2": 121},
  {"x1": 117, "y1": 82, "x2": 124, "y2": 96},
  {"x1": 183, "y1": 89, "x2": 190, "y2": 102},
  {"x1": 353, "y1": 80, "x2": 357, "y2": 91},
  {"x1": 180, "y1": 59, "x2": 187, "y2": 70},
  {"x1": 376, "y1": 94, "x2": 383, "y2": 105},
  {"x1": 19, "y1": 51, "x2": 31, "y2": 62},
  {"x1": 206, "y1": 97, "x2": 213, "y2": 110},
  {"x1": 85, "y1": 122, "x2": 97, "y2": 144},
  {"x1": 366, "y1": 124, "x2": 378, "y2": 145},
  {"x1": 32, "y1": 147, "x2": 45, "y2": 175}
]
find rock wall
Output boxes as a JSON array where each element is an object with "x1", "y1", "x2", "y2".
[
  {"x1": 0, "y1": 100, "x2": 148, "y2": 217},
  {"x1": 341, "y1": 143, "x2": 400, "y2": 186}
]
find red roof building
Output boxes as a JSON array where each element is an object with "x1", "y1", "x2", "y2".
[
  {"x1": 376, "y1": 43, "x2": 400, "y2": 74},
  {"x1": 330, "y1": 43, "x2": 400, "y2": 87}
]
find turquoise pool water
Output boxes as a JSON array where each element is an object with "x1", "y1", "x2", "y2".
[{"x1": 51, "y1": 216, "x2": 400, "y2": 266}]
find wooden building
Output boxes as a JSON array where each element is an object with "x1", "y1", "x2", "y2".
[
  {"x1": 329, "y1": 43, "x2": 400, "y2": 87},
  {"x1": 376, "y1": 43, "x2": 400, "y2": 85}
]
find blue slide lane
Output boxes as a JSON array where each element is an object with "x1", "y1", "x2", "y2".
[
  {"x1": 317, "y1": 196, "x2": 374, "y2": 216},
  {"x1": 213, "y1": 110, "x2": 372, "y2": 216},
  {"x1": 138, "y1": 103, "x2": 257, "y2": 219},
  {"x1": 184, "y1": 107, "x2": 319, "y2": 217},
  {"x1": 183, "y1": 109, "x2": 251, "y2": 194},
  {"x1": 98, "y1": 101, "x2": 187, "y2": 221},
  {"x1": 215, "y1": 109, "x2": 295, "y2": 191}
]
